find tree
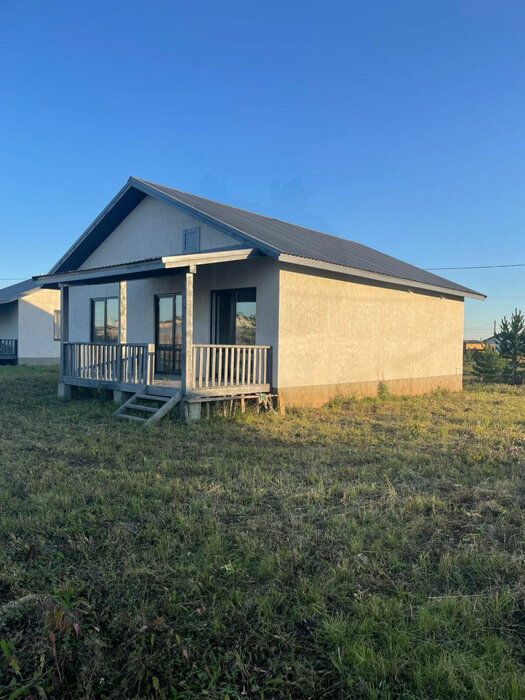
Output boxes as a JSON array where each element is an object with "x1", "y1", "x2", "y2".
[
  {"x1": 497, "y1": 309, "x2": 525, "y2": 385},
  {"x1": 473, "y1": 344, "x2": 505, "y2": 383}
]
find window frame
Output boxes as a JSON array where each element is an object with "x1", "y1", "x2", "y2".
[
  {"x1": 90, "y1": 296, "x2": 119, "y2": 344},
  {"x1": 210, "y1": 287, "x2": 257, "y2": 345},
  {"x1": 53, "y1": 309, "x2": 61, "y2": 341}
]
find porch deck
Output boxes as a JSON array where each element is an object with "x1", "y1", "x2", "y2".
[{"x1": 61, "y1": 341, "x2": 272, "y2": 399}]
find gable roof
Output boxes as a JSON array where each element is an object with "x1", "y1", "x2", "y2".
[
  {"x1": 49, "y1": 177, "x2": 484, "y2": 299},
  {"x1": 0, "y1": 279, "x2": 41, "y2": 305}
]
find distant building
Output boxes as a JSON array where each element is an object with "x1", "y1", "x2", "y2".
[
  {"x1": 0, "y1": 279, "x2": 60, "y2": 365},
  {"x1": 464, "y1": 340, "x2": 485, "y2": 352}
]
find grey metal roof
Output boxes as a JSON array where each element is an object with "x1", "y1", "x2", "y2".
[
  {"x1": 0, "y1": 278, "x2": 40, "y2": 305},
  {"x1": 50, "y1": 176, "x2": 484, "y2": 298}
]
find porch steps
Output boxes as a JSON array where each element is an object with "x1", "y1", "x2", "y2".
[{"x1": 113, "y1": 388, "x2": 182, "y2": 426}]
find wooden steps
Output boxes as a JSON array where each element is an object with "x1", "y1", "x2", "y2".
[{"x1": 113, "y1": 388, "x2": 182, "y2": 426}]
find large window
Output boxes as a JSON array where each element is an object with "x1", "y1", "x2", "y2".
[
  {"x1": 91, "y1": 297, "x2": 119, "y2": 343},
  {"x1": 212, "y1": 288, "x2": 256, "y2": 345}
]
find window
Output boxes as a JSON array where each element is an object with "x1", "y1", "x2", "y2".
[
  {"x1": 53, "y1": 310, "x2": 61, "y2": 341},
  {"x1": 183, "y1": 227, "x2": 200, "y2": 254},
  {"x1": 212, "y1": 288, "x2": 256, "y2": 345},
  {"x1": 91, "y1": 298, "x2": 119, "y2": 343}
]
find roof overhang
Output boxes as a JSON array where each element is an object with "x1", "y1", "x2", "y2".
[
  {"x1": 278, "y1": 253, "x2": 487, "y2": 300},
  {"x1": 0, "y1": 281, "x2": 42, "y2": 305},
  {"x1": 36, "y1": 248, "x2": 260, "y2": 287}
]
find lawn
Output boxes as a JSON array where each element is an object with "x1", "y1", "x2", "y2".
[{"x1": 1, "y1": 367, "x2": 525, "y2": 699}]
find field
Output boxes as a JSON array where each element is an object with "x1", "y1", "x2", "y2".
[{"x1": 1, "y1": 367, "x2": 525, "y2": 699}]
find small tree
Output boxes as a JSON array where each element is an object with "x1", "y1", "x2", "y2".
[
  {"x1": 473, "y1": 344, "x2": 505, "y2": 383},
  {"x1": 497, "y1": 309, "x2": 525, "y2": 385}
]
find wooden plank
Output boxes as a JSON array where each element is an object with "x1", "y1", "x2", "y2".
[
  {"x1": 181, "y1": 272, "x2": 194, "y2": 404},
  {"x1": 211, "y1": 346, "x2": 216, "y2": 388},
  {"x1": 59, "y1": 285, "x2": 69, "y2": 382},
  {"x1": 119, "y1": 281, "x2": 127, "y2": 343},
  {"x1": 146, "y1": 390, "x2": 182, "y2": 426}
]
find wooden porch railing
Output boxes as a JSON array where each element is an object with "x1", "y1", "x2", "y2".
[
  {"x1": 63, "y1": 342, "x2": 155, "y2": 386},
  {"x1": 0, "y1": 339, "x2": 17, "y2": 360},
  {"x1": 192, "y1": 344, "x2": 271, "y2": 391}
]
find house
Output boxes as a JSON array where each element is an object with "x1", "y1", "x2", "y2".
[
  {"x1": 463, "y1": 339, "x2": 486, "y2": 353},
  {"x1": 0, "y1": 279, "x2": 61, "y2": 365},
  {"x1": 36, "y1": 177, "x2": 485, "y2": 420},
  {"x1": 482, "y1": 335, "x2": 500, "y2": 351}
]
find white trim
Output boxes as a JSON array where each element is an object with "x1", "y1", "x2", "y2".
[
  {"x1": 278, "y1": 253, "x2": 486, "y2": 300},
  {"x1": 162, "y1": 248, "x2": 257, "y2": 268}
]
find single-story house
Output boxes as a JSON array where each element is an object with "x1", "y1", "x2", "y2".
[
  {"x1": 0, "y1": 279, "x2": 61, "y2": 365},
  {"x1": 36, "y1": 177, "x2": 484, "y2": 420}
]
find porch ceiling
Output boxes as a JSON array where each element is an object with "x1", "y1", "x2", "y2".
[{"x1": 34, "y1": 248, "x2": 260, "y2": 288}]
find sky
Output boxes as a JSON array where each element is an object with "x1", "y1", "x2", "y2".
[{"x1": 1, "y1": 0, "x2": 524, "y2": 338}]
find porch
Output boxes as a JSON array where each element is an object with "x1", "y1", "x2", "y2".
[
  {"x1": 0, "y1": 339, "x2": 17, "y2": 363},
  {"x1": 61, "y1": 340, "x2": 272, "y2": 397}
]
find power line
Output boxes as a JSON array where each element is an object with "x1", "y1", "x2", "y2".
[{"x1": 426, "y1": 263, "x2": 525, "y2": 271}]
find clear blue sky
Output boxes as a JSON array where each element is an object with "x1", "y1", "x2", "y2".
[{"x1": 1, "y1": 0, "x2": 524, "y2": 338}]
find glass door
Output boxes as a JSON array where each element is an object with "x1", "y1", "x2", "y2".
[{"x1": 155, "y1": 294, "x2": 182, "y2": 375}]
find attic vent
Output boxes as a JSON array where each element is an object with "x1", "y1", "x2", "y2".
[{"x1": 183, "y1": 227, "x2": 200, "y2": 254}]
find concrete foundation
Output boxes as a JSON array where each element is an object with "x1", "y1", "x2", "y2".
[
  {"x1": 58, "y1": 382, "x2": 77, "y2": 400},
  {"x1": 279, "y1": 373, "x2": 463, "y2": 407},
  {"x1": 184, "y1": 401, "x2": 202, "y2": 421}
]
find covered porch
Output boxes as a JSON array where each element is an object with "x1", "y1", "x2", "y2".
[{"x1": 39, "y1": 249, "x2": 275, "y2": 413}]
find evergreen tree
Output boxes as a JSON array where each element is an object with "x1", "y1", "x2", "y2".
[
  {"x1": 472, "y1": 344, "x2": 505, "y2": 383},
  {"x1": 497, "y1": 309, "x2": 525, "y2": 385}
]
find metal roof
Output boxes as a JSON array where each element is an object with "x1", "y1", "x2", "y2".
[
  {"x1": 50, "y1": 177, "x2": 485, "y2": 299},
  {"x1": 0, "y1": 278, "x2": 41, "y2": 305}
]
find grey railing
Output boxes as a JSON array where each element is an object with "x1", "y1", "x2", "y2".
[
  {"x1": 192, "y1": 344, "x2": 271, "y2": 391},
  {"x1": 63, "y1": 342, "x2": 155, "y2": 386},
  {"x1": 0, "y1": 339, "x2": 17, "y2": 359}
]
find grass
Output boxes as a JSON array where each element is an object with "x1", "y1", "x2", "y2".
[{"x1": 0, "y1": 367, "x2": 525, "y2": 699}]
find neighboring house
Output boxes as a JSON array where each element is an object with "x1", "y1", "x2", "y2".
[
  {"x1": 0, "y1": 279, "x2": 61, "y2": 365},
  {"x1": 463, "y1": 340, "x2": 485, "y2": 352},
  {"x1": 482, "y1": 335, "x2": 500, "y2": 351},
  {"x1": 36, "y1": 177, "x2": 485, "y2": 419}
]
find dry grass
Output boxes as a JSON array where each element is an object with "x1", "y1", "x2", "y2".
[{"x1": 1, "y1": 366, "x2": 525, "y2": 698}]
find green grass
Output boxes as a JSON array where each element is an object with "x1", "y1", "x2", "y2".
[{"x1": 1, "y1": 366, "x2": 525, "y2": 699}]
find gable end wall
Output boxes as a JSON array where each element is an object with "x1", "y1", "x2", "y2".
[{"x1": 79, "y1": 196, "x2": 237, "y2": 269}]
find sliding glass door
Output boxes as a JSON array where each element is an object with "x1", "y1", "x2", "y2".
[{"x1": 155, "y1": 294, "x2": 182, "y2": 375}]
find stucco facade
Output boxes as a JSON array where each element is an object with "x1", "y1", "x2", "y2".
[
  {"x1": 276, "y1": 264, "x2": 464, "y2": 405},
  {"x1": 0, "y1": 289, "x2": 60, "y2": 365},
  {"x1": 79, "y1": 196, "x2": 235, "y2": 270}
]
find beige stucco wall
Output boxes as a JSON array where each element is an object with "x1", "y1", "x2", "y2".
[
  {"x1": 17, "y1": 289, "x2": 61, "y2": 365},
  {"x1": 79, "y1": 196, "x2": 236, "y2": 269},
  {"x1": 277, "y1": 264, "x2": 464, "y2": 405},
  {"x1": 0, "y1": 301, "x2": 18, "y2": 340}
]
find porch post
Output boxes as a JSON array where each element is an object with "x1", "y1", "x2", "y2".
[
  {"x1": 119, "y1": 281, "x2": 127, "y2": 344},
  {"x1": 58, "y1": 284, "x2": 72, "y2": 399},
  {"x1": 181, "y1": 268, "x2": 195, "y2": 401}
]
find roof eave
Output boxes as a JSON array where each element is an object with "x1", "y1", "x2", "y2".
[{"x1": 278, "y1": 253, "x2": 486, "y2": 300}]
